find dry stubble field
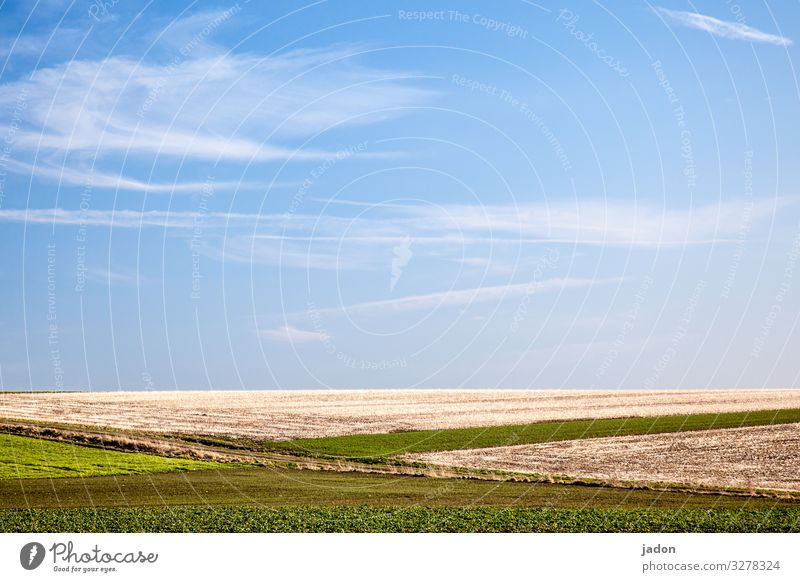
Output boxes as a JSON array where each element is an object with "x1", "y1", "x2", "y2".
[
  {"x1": 0, "y1": 389, "x2": 799, "y2": 440},
  {"x1": 408, "y1": 423, "x2": 800, "y2": 492}
]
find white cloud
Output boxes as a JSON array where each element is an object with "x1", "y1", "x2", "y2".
[
  {"x1": 2, "y1": 196, "x2": 793, "y2": 274},
  {"x1": 4, "y1": 159, "x2": 258, "y2": 194},
  {"x1": 259, "y1": 325, "x2": 320, "y2": 343},
  {"x1": 316, "y1": 277, "x2": 619, "y2": 316},
  {"x1": 0, "y1": 27, "x2": 85, "y2": 59},
  {"x1": 257, "y1": 195, "x2": 795, "y2": 274},
  {"x1": 147, "y1": 8, "x2": 240, "y2": 57},
  {"x1": 655, "y1": 7, "x2": 792, "y2": 46},
  {"x1": 0, "y1": 45, "x2": 432, "y2": 162},
  {"x1": 0, "y1": 207, "x2": 258, "y2": 229},
  {"x1": 85, "y1": 267, "x2": 141, "y2": 286},
  {"x1": 404, "y1": 196, "x2": 800, "y2": 247},
  {"x1": 219, "y1": 235, "x2": 373, "y2": 271}
]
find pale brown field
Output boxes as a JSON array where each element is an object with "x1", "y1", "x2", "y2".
[
  {"x1": 407, "y1": 423, "x2": 800, "y2": 492},
  {"x1": 1, "y1": 389, "x2": 799, "y2": 441}
]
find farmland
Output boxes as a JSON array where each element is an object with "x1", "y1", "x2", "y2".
[
  {"x1": 3, "y1": 506, "x2": 798, "y2": 533},
  {"x1": 1, "y1": 389, "x2": 800, "y2": 532},
  {"x1": 2, "y1": 389, "x2": 800, "y2": 440},
  {"x1": 269, "y1": 408, "x2": 800, "y2": 459},
  {"x1": 407, "y1": 423, "x2": 800, "y2": 492},
  {"x1": 0, "y1": 433, "x2": 225, "y2": 479},
  {"x1": 7, "y1": 465, "x2": 794, "y2": 510},
  {"x1": 2, "y1": 465, "x2": 799, "y2": 532}
]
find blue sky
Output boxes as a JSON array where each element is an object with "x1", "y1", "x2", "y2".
[{"x1": 0, "y1": 1, "x2": 798, "y2": 390}]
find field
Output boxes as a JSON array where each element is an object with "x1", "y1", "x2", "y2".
[
  {"x1": 2, "y1": 465, "x2": 798, "y2": 532},
  {"x1": 0, "y1": 433, "x2": 226, "y2": 479},
  {"x1": 8, "y1": 465, "x2": 793, "y2": 510},
  {"x1": 270, "y1": 408, "x2": 800, "y2": 458},
  {"x1": 2, "y1": 389, "x2": 800, "y2": 440},
  {"x1": 1, "y1": 389, "x2": 800, "y2": 533},
  {"x1": 3, "y1": 506, "x2": 798, "y2": 533},
  {"x1": 408, "y1": 423, "x2": 800, "y2": 492}
]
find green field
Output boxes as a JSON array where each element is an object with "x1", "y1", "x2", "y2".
[
  {"x1": 2, "y1": 408, "x2": 799, "y2": 532},
  {"x1": 0, "y1": 433, "x2": 225, "y2": 479},
  {"x1": 2, "y1": 466, "x2": 796, "y2": 510},
  {"x1": 265, "y1": 408, "x2": 800, "y2": 459},
  {"x1": 2, "y1": 505, "x2": 798, "y2": 533}
]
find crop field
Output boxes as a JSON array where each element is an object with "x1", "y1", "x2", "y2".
[
  {"x1": 2, "y1": 389, "x2": 800, "y2": 532},
  {"x1": 8, "y1": 465, "x2": 794, "y2": 511},
  {"x1": 1, "y1": 465, "x2": 799, "y2": 532},
  {"x1": 270, "y1": 408, "x2": 800, "y2": 459},
  {"x1": 3, "y1": 506, "x2": 799, "y2": 533},
  {"x1": 408, "y1": 423, "x2": 800, "y2": 492},
  {"x1": 2, "y1": 389, "x2": 799, "y2": 440},
  {"x1": 0, "y1": 433, "x2": 225, "y2": 479}
]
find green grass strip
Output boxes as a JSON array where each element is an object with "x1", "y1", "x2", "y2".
[
  {"x1": 4, "y1": 466, "x2": 795, "y2": 511},
  {"x1": 268, "y1": 408, "x2": 800, "y2": 459},
  {"x1": 0, "y1": 433, "x2": 226, "y2": 479},
  {"x1": 2, "y1": 505, "x2": 798, "y2": 533}
]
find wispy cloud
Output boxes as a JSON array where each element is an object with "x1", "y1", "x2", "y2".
[
  {"x1": 85, "y1": 267, "x2": 142, "y2": 286},
  {"x1": 4, "y1": 159, "x2": 259, "y2": 194},
  {"x1": 259, "y1": 325, "x2": 321, "y2": 343},
  {"x1": 654, "y1": 7, "x2": 793, "y2": 46},
  {"x1": 3, "y1": 196, "x2": 792, "y2": 260},
  {"x1": 0, "y1": 27, "x2": 86, "y2": 60},
  {"x1": 0, "y1": 197, "x2": 800, "y2": 241},
  {"x1": 314, "y1": 277, "x2": 619, "y2": 317},
  {"x1": 396, "y1": 197, "x2": 790, "y2": 246},
  {"x1": 0, "y1": 207, "x2": 259, "y2": 229},
  {"x1": 0, "y1": 45, "x2": 433, "y2": 162}
]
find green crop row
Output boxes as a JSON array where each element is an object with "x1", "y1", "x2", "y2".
[{"x1": 2, "y1": 505, "x2": 799, "y2": 533}]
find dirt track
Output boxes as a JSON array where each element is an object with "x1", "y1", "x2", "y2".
[
  {"x1": 408, "y1": 423, "x2": 800, "y2": 492},
  {"x1": 1, "y1": 389, "x2": 799, "y2": 441}
]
